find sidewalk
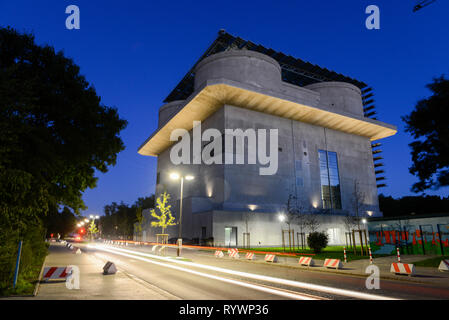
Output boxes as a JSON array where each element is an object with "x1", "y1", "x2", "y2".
[{"x1": 18, "y1": 243, "x2": 178, "y2": 300}]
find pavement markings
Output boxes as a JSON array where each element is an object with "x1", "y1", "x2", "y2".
[
  {"x1": 89, "y1": 252, "x2": 182, "y2": 300},
  {"x1": 89, "y1": 244, "x2": 399, "y2": 300},
  {"x1": 89, "y1": 245, "x2": 323, "y2": 300}
]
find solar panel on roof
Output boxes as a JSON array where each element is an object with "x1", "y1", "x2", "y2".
[{"x1": 163, "y1": 31, "x2": 369, "y2": 102}]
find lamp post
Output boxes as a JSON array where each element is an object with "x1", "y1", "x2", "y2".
[{"x1": 170, "y1": 172, "x2": 194, "y2": 257}]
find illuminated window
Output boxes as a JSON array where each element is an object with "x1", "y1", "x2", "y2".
[{"x1": 318, "y1": 150, "x2": 342, "y2": 210}]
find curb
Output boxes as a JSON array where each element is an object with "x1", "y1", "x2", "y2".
[{"x1": 33, "y1": 258, "x2": 47, "y2": 297}]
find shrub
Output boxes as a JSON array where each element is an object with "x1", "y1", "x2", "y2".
[{"x1": 307, "y1": 232, "x2": 329, "y2": 253}]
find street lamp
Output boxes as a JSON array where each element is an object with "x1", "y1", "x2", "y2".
[
  {"x1": 170, "y1": 172, "x2": 195, "y2": 257},
  {"x1": 278, "y1": 213, "x2": 286, "y2": 222}
]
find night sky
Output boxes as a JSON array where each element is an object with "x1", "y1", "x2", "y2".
[{"x1": 1, "y1": 1, "x2": 448, "y2": 217}]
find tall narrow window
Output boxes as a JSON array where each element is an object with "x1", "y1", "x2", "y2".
[{"x1": 318, "y1": 150, "x2": 342, "y2": 210}]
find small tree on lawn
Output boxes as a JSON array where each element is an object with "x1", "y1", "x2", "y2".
[
  {"x1": 150, "y1": 192, "x2": 176, "y2": 235},
  {"x1": 306, "y1": 213, "x2": 320, "y2": 233},
  {"x1": 88, "y1": 220, "x2": 99, "y2": 241},
  {"x1": 307, "y1": 231, "x2": 329, "y2": 253}
]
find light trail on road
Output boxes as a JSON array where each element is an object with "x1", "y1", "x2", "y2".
[
  {"x1": 88, "y1": 244, "x2": 399, "y2": 300},
  {"x1": 88, "y1": 244, "x2": 323, "y2": 300}
]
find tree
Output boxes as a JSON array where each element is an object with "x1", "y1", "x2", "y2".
[
  {"x1": 150, "y1": 192, "x2": 176, "y2": 234},
  {"x1": 99, "y1": 195, "x2": 155, "y2": 239},
  {"x1": 351, "y1": 180, "x2": 368, "y2": 230},
  {"x1": 379, "y1": 194, "x2": 449, "y2": 217},
  {"x1": 306, "y1": 214, "x2": 320, "y2": 233},
  {"x1": 307, "y1": 232, "x2": 329, "y2": 253},
  {"x1": 88, "y1": 220, "x2": 99, "y2": 240},
  {"x1": 43, "y1": 206, "x2": 77, "y2": 238},
  {"x1": 0, "y1": 27, "x2": 126, "y2": 291},
  {"x1": 0, "y1": 26, "x2": 128, "y2": 225},
  {"x1": 402, "y1": 75, "x2": 449, "y2": 192},
  {"x1": 134, "y1": 207, "x2": 145, "y2": 239}
]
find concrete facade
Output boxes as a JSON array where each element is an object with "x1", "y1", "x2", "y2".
[{"x1": 138, "y1": 49, "x2": 396, "y2": 247}]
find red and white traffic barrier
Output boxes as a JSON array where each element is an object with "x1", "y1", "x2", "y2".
[
  {"x1": 368, "y1": 246, "x2": 373, "y2": 264},
  {"x1": 298, "y1": 256, "x2": 314, "y2": 267},
  {"x1": 396, "y1": 247, "x2": 401, "y2": 262},
  {"x1": 343, "y1": 247, "x2": 347, "y2": 263},
  {"x1": 214, "y1": 250, "x2": 224, "y2": 258},
  {"x1": 438, "y1": 259, "x2": 449, "y2": 272},
  {"x1": 323, "y1": 258, "x2": 343, "y2": 269},
  {"x1": 245, "y1": 252, "x2": 255, "y2": 260},
  {"x1": 42, "y1": 267, "x2": 72, "y2": 280},
  {"x1": 228, "y1": 248, "x2": 239, "y2": 259},
  {"x1": 390, "y1": 262, "x2": 415, "y2": 276},
  {"x1": 264, "y1": 254, "x2": 278, "y2": 263}
]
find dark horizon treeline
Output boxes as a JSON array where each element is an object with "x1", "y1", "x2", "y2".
[
  {"x1": 379, "y1": 194, "x2": 449, "y2": 217},
  {"x1": 99, "y1": 195, "x2": 155, "y2": 239}
]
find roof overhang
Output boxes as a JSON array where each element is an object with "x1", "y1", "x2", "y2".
[{"x1": 138, "y1": 79, "x2": 397, "y2": 157}]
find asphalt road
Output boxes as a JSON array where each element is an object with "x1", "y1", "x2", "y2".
[{"x1": 80, "y1": 243, "x2": 449, "y2": 300}]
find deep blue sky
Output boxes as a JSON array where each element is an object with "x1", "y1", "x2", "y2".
[{"x1": 1, "y1": 1, "x2": 448, "y2": 217}]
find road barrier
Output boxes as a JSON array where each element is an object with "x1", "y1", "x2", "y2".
[
  {"x1": 152, "y1": 245, "x2": 158, "y2": 252},
  {"x1": 390, "y1": 262, "x2": 415, "y2": 276},
  {"x1": 343, "y1": 247, "x2": 347, "y2": 263},
  {"x1": 324, "y1": 259, "x2": 343, "y2": 269},
  {"x1": 264, "y1": 254, "x2": 278, "y2": 263},
  {"x1": 214, "y1": 250, "x2": 224, "y2": 258},
  {"x1": 396, "y1": 247, "x2": 401, "y2": 262},
  {"x1": 368, "y1": 246, "x2": 373, "y2": 264},
  {"x1": 245, "y1": 252, "x2": 255, "y2": 260},
  {"x1": 158, "y1": 246, "x2": 166, "y2": 253},
  {"x1": 438, "y1": 259, "x2": 449, "y2": 272},
  {"x1": 228, "y1": 248, "x2": 239, "y2": 259},
  {"x1": 42, "y1": 267, "x2": 71, "y2": 280},
  {"x1": 103, "y1": 261, "x2": 117, "y2": 275},
  {"x1": 298, "y1": 256, "x2": 314, "y2": 267}
]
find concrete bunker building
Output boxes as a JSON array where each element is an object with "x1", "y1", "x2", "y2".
[{"x1": 138, "y1": 31, "x2": 397, "y2": 246}]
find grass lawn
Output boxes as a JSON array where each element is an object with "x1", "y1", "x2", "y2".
[
  {"x1": 412, "y1": 256, "x2": 449, "y2": 268},
  {"x1": 247, "y1": 246, "x2": 392, "y2": 261},
  {"x1": 1, "y1": 247, "x2": 47, "y2": 297}
]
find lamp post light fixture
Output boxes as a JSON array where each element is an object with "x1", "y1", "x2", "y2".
[
  {"x1": 278, "y1": 213, "x2": 286, "y2": 222},
  {"x1": 170, "y1": 172, "x2": 195, "y2": 257}
]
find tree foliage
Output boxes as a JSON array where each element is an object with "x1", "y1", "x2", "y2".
[
  {"x1": 379, "y1": 194, "x2": 449, "y2": 217},
  {"x1": 307, "y1": 232, "x2": 329, "y2": 253},
  {"x1": 99, "y1": 195, "x2": 154, "y2": 238},
  {"x1": 403, "y1": 75, "x2": 449, "y2": 192},
  {"x1": 0, "y1": 26, "x2": 128, "y2": 222},
  {"x1": 42, "y1": 206, "x2": 77, "y2": 238},
  {"x1": 150, "y1": 192, "x2": 176, "y2": 234},
  {"x1": 88, "y1": 220, "x2": 99, "y2": 239}
]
